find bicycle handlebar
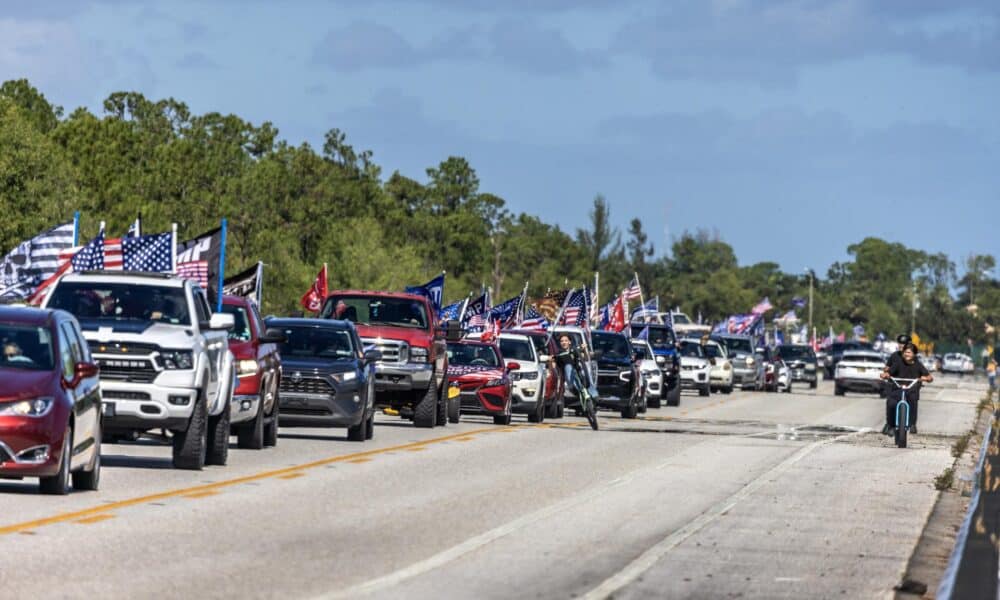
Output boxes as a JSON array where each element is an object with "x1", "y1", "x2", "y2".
[{"x1": 887, "y1": 377, "x2": 920, "y2": 390}]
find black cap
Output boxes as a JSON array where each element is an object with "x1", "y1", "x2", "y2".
[{"x1": 896, "y1": 334, "x2": 911, "y2": 345}]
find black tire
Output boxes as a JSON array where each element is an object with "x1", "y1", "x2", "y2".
[
  {"x1": 584, "y1": 396, "x2": 599, "y2": 431},
  {"x1": 699, "y1": 384, "x2": 710, "y2": 397},
  {"x1": 493, "y1": 413, "x2": 512, "y2": 425},
  {"x1": 173, "y1": 392, "x2": 208, "y2": 470},
  {"x1": 436, "y1": 387, "x2": 448, "y2": 427},
  {"x1": 264, "y1": 398, "x2": 279, "y2": 448},
  {"x1": 365, "y1": 413, "x2": 374, "y2": 440},
  {"x1": 545, "y1": 394, "x2": 559, "y2": 419},
  {"x1": 784, "y1": 382, "x2": 792, "y2": 394},
  {"x1": 448, "y1": 394, "x2": 461, "y2": 424},
  {"x1": 810, "y1": 380, "x2": 817, "y2": 389},
  {"x1": 896, "y1": 425, "x2": 907, "y2": 448},
  {"x1": 621, "y1": 398, "x2": 638, "y2": 419},
  {"x1": 723, "y1": 386, "x2": 733, "y2": 394},
  {"x1": 834, "y1": 385, "x2": 845, "y2": 396},
  {"x1": 666, "y1": 383, "x2": 681, "y2": 407},
  {"x1": 648, "y1": 395, "x2": 661, "y2": 409},
  {"x1": 72, "y1": 419, "x2": 101, "y2": 492},
  {"x1": 40, "y1": 431, "x2": 72, "y2": 495},
  {"x1": 347, "y1": 411, "x2": 368, "y2": 442},
  {"x1": 528, "y1": 401, "x2": 544, "y2": 423},
  {"x1": 206, "y1": 404, "x2": 230, "y2": 466},
  {"x1": 638, "y1": 393, "x2": 647, "y2": 414},
  {"x1": 413, "y1": 384, "x2": 438, "y2": 428},
  {"x1": 237, "y1": 392, "x2": 266, "y2": 450},
  {"x1": 555, "y1": 399, "x2": 565, "y2": 419}
]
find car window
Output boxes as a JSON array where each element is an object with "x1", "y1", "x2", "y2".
[
  {"x1": 49, "y1": 281, "x2": 191, "y2": 325},
  {"x1": 702, "y1": 343, "x2": 724, "y2": 358},
  {"x1": 321, "y1": 295, "x2": 428, "y2": 328},
  {"x1": 644, "y1": 327, "x2": 676, "y2": 349},
  {"x1": 593, "y1": 334, "x2": 630, "y2": 359},
  {"x1": 448, "y1": 343, "x2": 501, "y2": 367},
  {"x1": 720, "y1": 337, "x2": 751, "y2": 353},
  {"x1": 1, "y1": 324, "x2": 56, "y2": 371},
  {"x1": 222, "y1": 305, "x2": 252, "y2": 342},
  {"x1": 277, "y1": 327, "x2": 355, "y2": 359},
  {"x1": 193, "y1": 289, "x2": 211, "y2": 324},
  {"x1": 56, "y1": 326, "x2": 74, "y2": 379},
  {"x1": 526, "y1": 335, "x2": 549, "y2": 357},
  {"x1": 678, "y1": 342, "x2": 704, "y2": 358},
  {"x1": 59, "y1": 322, "x2": 83, "y2": 365},
  {"x1": 672, "y1": 313, "x2": 690, "y2": 324},
  {"x1": 843, "y1": 353, "x2": 884, "y2": 364},
  {"x1": 499, "y1": 338, "x2": 535, "y2": 362},
  {"x1": 778, "y1": 345, "x2": 814, "y2": 360}
]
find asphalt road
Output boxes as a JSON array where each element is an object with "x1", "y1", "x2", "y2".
[{"x1": 0, "y1": 375, "x2": 985, "y2": 599}]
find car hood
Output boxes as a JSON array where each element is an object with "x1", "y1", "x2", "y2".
[
  {"x1": 354, "y1": 324, "x2": 434, "y2": 347},
  {"x1": 680, "y1": 356, "x2": 710, "y2": 368},
  {"x1": 281, "y1": 357, "x2": 357, "y2": 375},
  {"x1": 597, "y1": 356, "x2": 632, "y2": 370},
  {"x1": 447, "y1": 365, "x2": 506, "y2": 383},
  {"x1": 79, "y1": 322, "x2": 197, "y2": 348},
  {"x1": 0, "y1": 369, "x2": 55, "y2": 403}
]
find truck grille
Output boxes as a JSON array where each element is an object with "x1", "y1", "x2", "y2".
[
  {"x1": 88, "y1": 341, "x2": 160, "y2": 356},
  {"x1": 94, "y1": 358, "x2": 158, "y2": 383},
  {"x1": 361, "y1": 338, "x2": 407, "y2": 364},
  {"x1": 280, "y1": 377, "x2": 333, "y2": 396}
]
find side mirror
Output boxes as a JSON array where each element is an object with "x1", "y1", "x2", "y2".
[
  {"x1": 65, "y1": 361, "x2": 99, "y2": 389},
  {"x1": 538, "y1": 354, "x2": 551, "y2": 362},
  {"x1": 506, "y1": 361, "x2": 522, "y2": 371},
  {"x1": 206, "y1": 313, "x2": 235, "y2": 331},
  {"x1": 259, "y1": 328, "x2": 287, "y2": 344},
  {"x1": 364, "y1": 349, "x2": 382, "y2": 363}
]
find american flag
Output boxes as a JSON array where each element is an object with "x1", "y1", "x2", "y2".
[
  {"x1": 751, "y1": 296, "x2": 773, "y2": 315},
  {"x1": 559, "y1": 289, "x2": 587, "y2": 326},
  {"x1": 176, "y1": 261, "x2": 209, "y2": 288},
  {"x1": 0, "y1": 221, "x2": 75, "y2": 301},
  {"x1": 623, "y1": 276, "x2": 642, "y2": 301},
  {"x1": 519, "y1": 306, "x2": 549, "y2": 331},
  {"x1": 71, "y1": 230, "x2": 107, "y2": 271},
  {"x1": 123, "y1": 232, "x2": 173, "y2": 272}
]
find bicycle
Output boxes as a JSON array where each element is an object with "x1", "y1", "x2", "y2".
[
  {"x1": 567, "y1": 354, "x2": 599, "y2": 431},
  {"x1": 886, "y1": 377, "x2": 918, "y2": 448}
]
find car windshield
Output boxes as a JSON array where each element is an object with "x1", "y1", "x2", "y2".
[
  {"x1": 721, "y1": 337, "x2": 751, "y2": 353},
  {"x1": 222, "y1": 305, "x2": 252, "y2": 342},
  {"x1": 593, "y1": 334, "x2": 630, "y2": 359},
  {"x1": 0, "y1": 324, "x2": 55, "y2": 370},
  {"x1": 48, "y1": 281, "x2": 190, "y2": 326},
  {"x1": 672, "y1": 313, "x2": 690, "y2": 324},
  {"x1": 678, "y1": 342, "x2": 704, "y2": 358},
  {"x1": 321, "y1": 295, "x2": 428, "y2": 329},
  {"x1": 525, "y1": 335, "x2": 549, "y2": 358},
  {"x1": 702, "y1": 343, "x2": 724, "y2": 358},
  {"x1": 633, "y1": 344, "x2": 650, "y2": 360},
  {"x1": 276, "y1": 326, "x2": 354, "y2": 360},
  {"x1": 499, "y1": 338, "x2": 535, "y2": 362},
  {"x1": 448, "y1": 343, "x2": 501, "y2": 367},
  {"x1": 843, "y1": 353, "x2": 884, "y2": 364},
  {"x1": 555, "y1": 331, "x2": 586, "y2": 350},
  {"x1": 778, "y1": 346, "x2": 814, "y2": 360},
  {"x1": 643, "y1": 327, "x2": 675, "y2": 349}
]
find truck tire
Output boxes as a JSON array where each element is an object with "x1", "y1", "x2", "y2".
[
  {"x1": 40, "y1": 429, "x2": 72, "y2": 495},
  {"x1": 699, "y1": 383, "x2": 711, "y2": 397},
  {"x1": 621, "y1": 398, "x2": 638, "y2": 419},
  {"x1": 436, "y1": 389, "x2": 448, "y2": 427},
  {"x1": 448, "y1": 395, "x2": 461, "y2": 424},
  {"x1": 206, "y1": 404, "x2": 230, "y2": 466},
  {"x1": 648, "y1": 395, "x2": 661, "y2": 409},
  {"x1": 665, "y1": 382, "x2": 681, "y2": 407},
  {"x1": 365, "y1": 413, "x2": 374, "y2": 440},
  {"x1": 173, "y1": 392, "x2": 208, "y2": 470},
  {"x1": 414, "y1": 384, "x2": 438, "y2": 428},
  {"x1": 237, "y1": 391, "x2": 265, "y2": 450},
  {"x1": 264, "y1": 386, "x2": 279, "y2": 448}
]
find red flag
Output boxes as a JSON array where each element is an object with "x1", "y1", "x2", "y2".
[
  {"x1": 301, "y1": 264, "x2": 328, "y2": 313},
  {"x1": 609, "y1": 295, "x2": 626, "y2": 333}
]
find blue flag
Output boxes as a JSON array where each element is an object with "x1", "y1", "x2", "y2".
[
  {"x1": 463, "y1": 292, "x2": 490, "y2": 331},
  {"x1": 405, "y1": 273, "x2": 445, "y2": 311},
  {"x1": 71, "y1": 230, "x2": 105, "y2": 271},
  {"x1": 488, "y1": 295, "x2": 522, "y2": 329},
  {"x1": 439, "y1": 299, "x2": 463, "y2": 321},
  {"x1": 636, "y1": 326, "x2": 649, "y2": 340},
  {"x1": 123, "y1": 232, "x2": 173, "y2": 272}
]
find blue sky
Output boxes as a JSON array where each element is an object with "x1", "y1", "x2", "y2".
[{"x1": 1, "y1": 0, "x2": 998, "y2": 277}]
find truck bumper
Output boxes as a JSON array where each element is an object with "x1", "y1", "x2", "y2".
[
  {"x1": 101, "y1": 381, "x2": 199, "y2": 433},
  {"x1": 373, "y1": 362, "x2": 434, "y2": 392}
]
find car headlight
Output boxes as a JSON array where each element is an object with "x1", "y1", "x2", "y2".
[
  {"x1": 0, "y1": 397, "x2": 54, "y2": 417},
  {"x1": 745, "y1": 357, "x2": 755, "y2": 366},
  {"x1": 805, "y1": 364, "x2": 816, "y2": 371},
  {"x1": 409, "y1": 346, "x2": 428, "y2": 364},
  {"x1": 483, "y1": 379, "x2": 505, "y2": 387},
  {"x1": 722, "y1": 362, "x2": 731, "y2": 371},
  {"x1": 331, "y1": 371, "x2": 357, "y2": 383},
  {"x1": 160, "y1": 350, "x2": 194, "y2": 370},
  {"x1": 236, "y1": 359, "x2": 259, "y2": 377},
  {"x1": 520, "y1": 371, "x2": 539, "y2": 380}
]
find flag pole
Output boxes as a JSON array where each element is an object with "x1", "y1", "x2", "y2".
[
  {"x1": 255, "y1": 261, "x2": 264, "y2": 307},
  {"x1": 171, "y1": 223, "x2": 178, "y2": 274},
  {"x1": 552, "y1": 288, "x2": 575, "y2": 328},
  {"x1": 216, "y1": 218, "x2": 227, "y2": 312},
  {"x1": 634, "y1": 271, "x2": 647, "y2": 324},
  {"x1": 73, "y1": 211, "x2": 80, "y2": 246}
]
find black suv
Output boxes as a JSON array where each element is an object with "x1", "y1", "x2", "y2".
[
  {"x1": 777, "y1": 344, "x2": 818, "y2": 389},
  {"x1": 590, "y1": 331, "x2": 642, "y2": 419},
  {"x1": 825, "y1": 341, "x2": 873, "y2": 379}
]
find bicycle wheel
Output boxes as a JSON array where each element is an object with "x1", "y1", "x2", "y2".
[
  {"x1": 583, "y1": 392, "x2": 599, "y2": 431},
  {"x1": 895, "y1": 401, "x2": 908, "y2": 449}
]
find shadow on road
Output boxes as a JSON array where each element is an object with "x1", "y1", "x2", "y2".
[{"x1": 102, "y1": 454, "x2": 175, "y2": 470}]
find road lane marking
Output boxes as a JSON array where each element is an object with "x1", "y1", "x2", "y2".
[
  {"x1": 184, "y1": 490, "x2": 220, "y2": 498},
  {"x1": 279, "y1": 472, "x2": 306, "y2": 479},
  {"x1": 75, "y1": 514, "x2": 115, "y2": 525},
  {"x1": 0, "y1": 426, "x2": 502, "y2": 537},
  {"x1": 580, "y1": 428, "x2": 868, "y2": 600},
  {"x1": 347, "y1": 457, "x2": 372, "y2": 463}
]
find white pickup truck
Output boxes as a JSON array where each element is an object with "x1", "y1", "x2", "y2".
[{"x1": 43, "y1": 271, "x2": 235, "y2": 470}]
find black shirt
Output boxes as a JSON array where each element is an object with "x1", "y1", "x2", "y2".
[
  {"x1": 555, "y1": 346, "x2": 585, "y2": 369},
  {"x1": 888, "y1": 357, "x2": 929, "y2": 387}
]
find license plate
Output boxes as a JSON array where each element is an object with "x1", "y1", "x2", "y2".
[
  {"x1": 102, "y1": 402, "x2": 116, "y2": 417},
  {"x1": 856, "y1": 367, "x2": 866, "y2": 373}
]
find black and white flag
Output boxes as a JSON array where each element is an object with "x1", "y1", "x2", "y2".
[
  {"x1": 0, "y1": 222, "x2": 75, "y2": 301},
  {"x1": 176, "y1": 227, "x2": 222, "y2": 303},
  {"x1": 223, "y1": 262, "x2": 263, "y2": 306}
]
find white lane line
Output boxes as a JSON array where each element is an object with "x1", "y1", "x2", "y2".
[
  {"x1": 581, "y1": 428, "x2": 867, "y2": 600},
  {"x1": 316, "y1": 455, "x2": 691, "y2": 600}
]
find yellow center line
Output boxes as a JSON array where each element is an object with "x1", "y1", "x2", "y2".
[
  {"x1": 76, "y1": 514, "x2": 115, "y2": 525},
  {"x1": 278, "y1": 472, "x2": 306, "y2": 479},
  {"x1": 0, "y1": 426, "x2": 501, "y2": 536},
  {"x1": 184, "y1": 490, "x2": 220, "y2": 498},
  {"x1": 347, "y1": 457, "x2": 372, "y2": 463}
]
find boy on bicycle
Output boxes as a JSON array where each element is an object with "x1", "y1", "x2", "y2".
[
  {"x1": 554, "y1": 333, "x2": 598, "y2": 401},
  {"x1": 880, "y1": 342, "x2": 932, "y2": 435}
]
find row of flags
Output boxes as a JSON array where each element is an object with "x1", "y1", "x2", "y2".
[{"x1": 0, "y1": 217, "x2": 265, "y2": 309}]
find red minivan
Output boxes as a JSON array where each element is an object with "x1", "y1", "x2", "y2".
[
  {"x1": 222, "y1": 296, "x2": 283, "y2": 449},
  {"x1": 0, "y1": 306, "x2": 102, "y2": 494}
]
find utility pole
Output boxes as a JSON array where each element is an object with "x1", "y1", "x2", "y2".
[
  {"x1": 805, "y1": 268, "x2": 814, "y2": 346},
  {"x1": 911, "y1": 281, "x2": 917, "y2": 335}
]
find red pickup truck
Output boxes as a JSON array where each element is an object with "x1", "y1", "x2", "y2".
[{"x1": 319, "y1": 291, "x2": 448, "y2": 428}]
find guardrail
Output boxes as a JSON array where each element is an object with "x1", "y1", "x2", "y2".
[{"x1": 937, "y1": 404, "x2": 997, "y2": 599}]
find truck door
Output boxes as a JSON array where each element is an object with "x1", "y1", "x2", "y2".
[{"x1": 193, "y1": 289, "x2": 224, "y2": 403}]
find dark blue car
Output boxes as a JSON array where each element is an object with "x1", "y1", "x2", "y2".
[{"x1": 265, "y1": 318, "x2": 381, "y2": 442}]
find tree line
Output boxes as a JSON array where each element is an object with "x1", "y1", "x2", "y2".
[{"x1": 1, "y1": 79, "x2": 996, "y2": 346}]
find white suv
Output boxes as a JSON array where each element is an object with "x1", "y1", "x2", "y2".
[
  {"x1": 498, "y1": 333, "x2": 547, "y2": 423},
  {"x1": 44, "y1": 272, "x2": 236, "y2": 470}
]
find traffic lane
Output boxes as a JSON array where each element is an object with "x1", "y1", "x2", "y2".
[
  {"x1": 614, "y1": 435, "x2": 952, "y2": 599},
  {"x1": 357, "y1": 435, "x2": 816, "y2": 600},
  {"x1": 0, "y1": 413, "x2": 721, "y2": 598},
  {"x1": 0, "y1": 415, "x2": 509, "y2": 529}
]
